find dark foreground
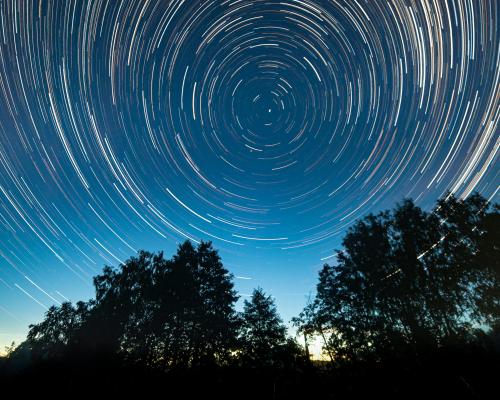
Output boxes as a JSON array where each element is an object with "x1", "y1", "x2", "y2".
[{"x1": 1, "y1": 345, "x2": 498, "y2": 399}]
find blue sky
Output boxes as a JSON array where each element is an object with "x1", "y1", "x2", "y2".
[{"x1": 0, "y1": 0, "x2": 498, "y2": 352}]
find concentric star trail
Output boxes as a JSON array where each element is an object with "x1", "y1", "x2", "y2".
[{"x1": 0, "y1": 1, "x2": 498, "y2": 345}]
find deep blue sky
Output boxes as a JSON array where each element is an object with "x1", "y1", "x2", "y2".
[{"x1": 0, "y1": 0, "x2": 498, "y2": 350}]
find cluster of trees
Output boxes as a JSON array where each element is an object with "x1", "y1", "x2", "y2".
[
  {"x1": 21, "y1": 241, "x2": 301, "y2": 369},
  {"x1": 3, "y1": 193, "x2": 499, "y2": 377},
  {"x1": 293, "y1": 193, "x2": 499, "y2": 361}
]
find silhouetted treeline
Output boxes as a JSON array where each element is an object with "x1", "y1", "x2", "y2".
[
  {"x1": 14, "y1": 241, "x2": 302, "y2": 370},
  {"x1": 293, "y1": 193, "x2": 499, "y2": 361},
  {"x1": 1, "y1": 192, "x2": 499, "y2": 398}
]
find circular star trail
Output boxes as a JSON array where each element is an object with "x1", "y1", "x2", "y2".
[{"x1": 0, "y1": 1, "x2": 498, "y2": 330}]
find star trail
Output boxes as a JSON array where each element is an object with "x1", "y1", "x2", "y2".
[{"x1": 0, "y1": 0, "x2": 498, "y2": 347}]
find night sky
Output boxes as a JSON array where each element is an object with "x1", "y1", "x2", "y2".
[{"x1": 0, "y1": 0, "x2": 498, "y2": 350}]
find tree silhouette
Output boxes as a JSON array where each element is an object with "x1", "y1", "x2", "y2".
[
  {"x1": 24, "y1": 241, "x2": 239, "y2": 368},
  {"x1": 148, "y1": 240, "x2": 239, "y2": 367},
  {"x1": 27, "y1": 301, "x2": 91, "y2": 361},
  {"x1": 239, "y1": 287, "x2": 299, "y2": 367},
  {"x1": 297, "y1": 192, "x2": 499, "y2": 361},
  {"x1": 3, "y1": 194, "x2": 499, "y2": 398}
]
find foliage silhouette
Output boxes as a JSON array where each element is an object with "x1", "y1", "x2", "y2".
[
  {"x1": 23, "y1": 241, "x2": 241, "y2": 368},
  {"x1": 239, "y1": 287, "x2": 302, "y2": 367},
  {"x1": 295, "y1": 192, "x2": 500, "y2": 361},
  {"x1": 1, "y1": 193, "x2": 499, "y2": 398}
]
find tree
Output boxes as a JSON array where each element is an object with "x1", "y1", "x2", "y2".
[
  {"x1": 189, "y1": 241, "x2": 240, "y2": 365},
  {"x1": 27, "y1": 301, "x2": 91, "y2": 361},
  {"x1": 21, "y1": 241, "x2": 239, "y2": 368},
  {"x1": 148, "y1": 240, "x2": 239, "y2": 367},
  {"x1": 24, "y1": 240, "x2": 239, "y2": 368},
  {"x1": 239, "y1": 288, "x2": 292, "y2": 367},
  {"x1": 3, "y1": 342, "x2": 16, "y2": 358},
  {"x1": 434, "y1": 194, "x2": 500, "y2": 330},
  {"x1": 297, "y1": 193, "x2": 499, "y2": 361},
  {"x1": 473, "y1": 203, "x2": 500, "y2": 326},
  {"x1": 87, "y1": 250, "x2": 160, "y2": 361}
]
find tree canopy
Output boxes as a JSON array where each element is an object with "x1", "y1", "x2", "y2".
[
  {"x1": 11, "y1": 192, "x2": 500, "y2": 375},
  {"x1": 295, "y1": 192, "x2": 499, "y2": 361},
  {"x1": 239, "y1": 288, "x2": 300, "y2": 367},
  {"x1": 3, "y1": 192, "x2": 500, "y2": 398},
  {"x1": 25, "y1": 241, "x2": 240, "y2": 368}
]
